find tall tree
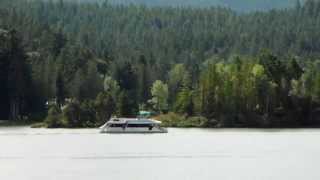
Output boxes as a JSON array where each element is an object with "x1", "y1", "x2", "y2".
[
  {"x1": 56, "y1": 71, "x2": 65, "y2": 108},
  {"x1": 149, "y1": 80, "x2": 169, "y2": 113},
  {"x1": 115, "y1": 61, "x2": 139, "y2": 116},
  {"x1": 6, "y1": 30, "x2": 31, "y2": 120},
  {"x1": 0, "y1": 29, "x2": 10, "y2": 120},
  {"x1": 95, "y1": 91, "x2": 116, "y2": 124}
]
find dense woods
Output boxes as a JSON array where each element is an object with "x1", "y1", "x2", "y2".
[
  {"x1": 98, "y1": 0, "x2": 296, "y2": 12},
  {"x1": 1, "y1": 0, "x2": 320, "y2": 127}
]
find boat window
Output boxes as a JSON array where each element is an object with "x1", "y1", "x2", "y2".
[
  {"x1": 127, "y1": 124, "x2": 152, "y2": 128},
  {"x1": 110, "y1": 124, "x2": 123, "y2": 127}
]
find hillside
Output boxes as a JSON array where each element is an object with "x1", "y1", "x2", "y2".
[{"x1": 1, "y1": 0, "x2": 320, "y2": 127}]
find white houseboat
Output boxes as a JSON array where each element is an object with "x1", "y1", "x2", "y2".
[{"x1": 99, "y1": 118, "x2": 168, "y2": 133}]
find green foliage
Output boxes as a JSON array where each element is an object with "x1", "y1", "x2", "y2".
[
  {"x1": 259, "y1": 51, "x2": 285, "y2": 84},
  {"x1": 199, "y1": 58, "x2": 282, "y2": 126},
  {"x1": 103, "y1": 76, "x2": 120, "y2": 100},
  {"x1": 156, "y1": 112, "x2": 208, "y2": 127},
  {"x1": 79, "y1": 100, "x2": 97, "y2": 127},
  {"x1": 30, "y1": 122, "x2": 46, "y2": 128},
  {"x1": 174, "y1": 88, "x2": 194, "y2": 115},
  {"x1": 286, "y1": 58, "x2": 304, "y2": 80},
  {"x1": 45, "y1": 105, "x2": 64, "y2": 128},
  {"x1": 107, "y1": 0, "x2": 295, "y2": 12},
  {"x1": 70, "y1": 61, "x2": 104, "y2": 101},
  {"x1": 117, "y1": 90, "x2": 139, "y2": 117},
  {"x1": 59, "y1": 100, "x2": 97, "y2": 128},
  {"x1": 3, "y1": 0, "x2": 320, "y2": 128},
  {"x1": 56, "y1": 72, "x2": 65, "y2": 108},
  {"x1": 295, "y1": 60, "x2": 320, "y2": 103},
  {"x1": 114, "y1": 62, "x2": 139, "y2": 117},
  {"x1": 0, "y1": 29, "x2": 35, "y2": 120},
  {"x1": 149, "y1": 80, "x2": 169, "y2": 113},
  {"x1": 169, "y1": 64, "x2": 194, "y2": 115},
  {"x1": 62, "y1": 100, "x2": 82, "y2": 127},
  {"x1": 95, "y1": 92, "x2": 116, "y2": 125}
]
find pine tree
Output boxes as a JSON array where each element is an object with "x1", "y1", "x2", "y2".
[{"x1": 56, "y1": 72, "x2": 65, "y2": 108}]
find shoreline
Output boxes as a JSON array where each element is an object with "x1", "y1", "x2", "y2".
[
  {"x1": 1, "y1": 121, "x2": 320, "y2": 130},
  {"x1": 0, "y1": 120, "x2": 37, "y2": 127}
]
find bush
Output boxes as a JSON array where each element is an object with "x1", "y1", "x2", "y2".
[
  {"x1": 155, "y1": 112, "x2": 208, "y2": 128},
  {"x1": 80, "y1": 100, "x2": 97, "y2": 127},
  {"x1": 59, "y1": 100, "x2": 99, "y2": 128},
  {"x1": 62, "y1": 100, "x2": 81, "y2": 128},
  {"x1": 155, "y1": 112, "x2": 185, "y2": 127},
  {"x1": 182, "y1": 116, "x2": 208, "y2": 127},
  {"x1": 45, "y1": 100, "x2": 99, "y2": 128},
  {"x1": 31, "y1": 122, "x2": 46, "y2": 128},
  {"x1": 45, "y1": 105, "x2": 64, "y2": 128}
]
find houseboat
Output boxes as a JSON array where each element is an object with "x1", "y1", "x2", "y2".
[{"x1": 99, "y1": 118, "x2": 168, "y2": 133}]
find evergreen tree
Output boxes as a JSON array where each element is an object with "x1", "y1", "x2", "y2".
[
  {"x1": 117, "y1": 90, "x2": 139, "y2": 117},
  {"x1": 6, "y1": 30, "x2": 31, "y2": 120},
  {"x1": 56, "y1": 72, "x2": 65, "y2": 108},
  {"x1": 95, "y1": 91, "x2": 116, "y2": 124},
  {"x1": 115, "y1": 62, "x2": 139, "y2": 116}
]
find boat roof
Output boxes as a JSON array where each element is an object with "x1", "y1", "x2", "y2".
[
  {"x1": 108, "y1": 118, "x2": 161, "y2": 124},
  {"x1": 139, "y1": 111, "x2": 152, "y2": 115}
]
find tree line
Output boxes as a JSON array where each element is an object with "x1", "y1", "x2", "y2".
[
  {"x1": 0, "y1": 0, "x2": 320, "y2": 127},
  {"x1": 106, "y1": 0, "x2": 295, "y2": 12}
]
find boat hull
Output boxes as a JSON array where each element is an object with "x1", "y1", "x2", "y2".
[
  {"x1": 100, "y1": 127, "x2": 168, "y2": 134},
  {"x1": 99, "y1": 118, "x2": 168, "y2": 134}
]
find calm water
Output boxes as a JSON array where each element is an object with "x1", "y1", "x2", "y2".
[{"x1": 0, "y1": 127, "x2": 320, "y2": 180}]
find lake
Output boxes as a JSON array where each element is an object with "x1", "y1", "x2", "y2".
[{"x1": 0, "y1": 127, "x2": 319, "y2": 180}]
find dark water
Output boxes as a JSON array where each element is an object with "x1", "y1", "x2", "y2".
[{"x1": 0, "y1": 127, "x2": 319, "y2": 180}]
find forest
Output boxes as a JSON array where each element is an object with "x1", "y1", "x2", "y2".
[
  {"x1": 1, "y1": 0, "x2": 320, "y2": 128},
  {"x1": 79, "y1": 0, "x2": 296, "y2": 12}
]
